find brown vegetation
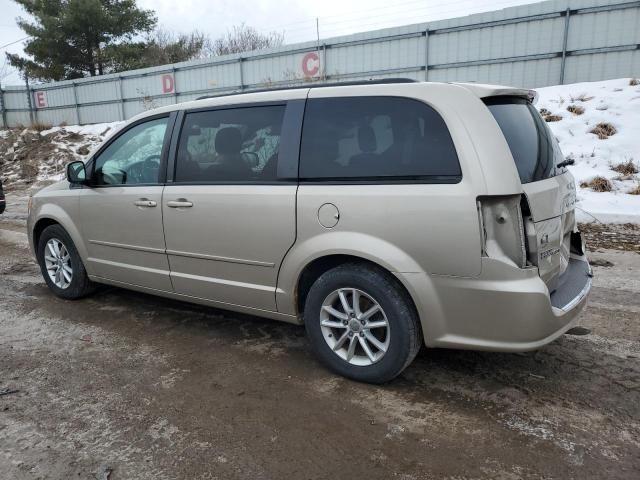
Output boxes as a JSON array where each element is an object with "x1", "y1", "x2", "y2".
[
  {"x1": 590, "y1": 122, "x2": 617, "y2": 139},
  {"x1": 31, "y1": 121, "x2": 53, "y2": 132},
  {"x1": 611, "y1": 159, "x2": 638, "y2": 176},
  {"x1": 544, "y1": 114, "x2": 563, "y2": 122},
  {"x1": 567, "y1": 104, "x2": 585, "y2": 115},
  {"x1": 580, "y1": 176, "x2": 613, "y2": 192}
]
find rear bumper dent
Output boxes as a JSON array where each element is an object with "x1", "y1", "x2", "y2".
[{"x1": 408, "y1": 255, "x2": 591, "y2": 352}]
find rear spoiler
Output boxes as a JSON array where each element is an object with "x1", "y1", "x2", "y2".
[{"x1": 451, "y1": 82, "x2": 538, "y2": 105}]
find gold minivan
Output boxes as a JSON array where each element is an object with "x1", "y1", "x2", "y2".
[{"x1": 28, "y1": 79, "x2": 591, "y2": 383}]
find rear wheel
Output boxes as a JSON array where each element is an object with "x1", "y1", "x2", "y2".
[
  {"x1": 304, "y1": 263, "x2": 422, "y2": 383},
  {"x1": 37, "y1": 224, "x2": 95, "y2": 299}
]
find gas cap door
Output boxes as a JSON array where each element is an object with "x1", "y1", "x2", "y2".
[{"x1": 318, "y1": 203, "x2": 340, "y2": 228}]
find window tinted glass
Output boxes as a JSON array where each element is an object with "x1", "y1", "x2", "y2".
[
  {"x1": 299, "y1": 97, "x2": 461, "y2": 181},
  {"x1": 93, "y1": 117, "x2": 168, "y2": 185},
  {"x1": 486, "y1": 98, "x2": 560, "y2": 183},
  {"x1": 175, "y1": 105, "x2": 286, "y2": 183}
]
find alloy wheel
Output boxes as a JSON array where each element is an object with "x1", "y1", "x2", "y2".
[
  {"x1": 319, "y1": 288, "x2": 390, "y2": 366},
  {"x1": 44, "y1": 238, "x2": 73, "y2": 289}
]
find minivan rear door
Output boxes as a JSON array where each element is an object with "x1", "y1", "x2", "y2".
[
  {"x1": 161, "y1": 99, "x2": 304, "y2": 312},
  {"x1": 486, "y1": 97, "x2": 577, "y2": 291}
]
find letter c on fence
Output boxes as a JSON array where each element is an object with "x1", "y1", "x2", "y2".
[
  {"x1": 302, "y1": 52, "x2": 320, "y2": 77},
  {"x1": 162, "y1": 74, "x2": 175, "y2": 94}
]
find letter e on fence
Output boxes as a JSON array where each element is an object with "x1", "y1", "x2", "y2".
[
  {"x1": 302, "y1": 52, "x2": 320, "y2": 78},
  {"x1": 35, "y1": 91, "x2": 47, "y2": 108},
  {"x1": 162, "y1": 74, "x2": 175, "y2": 94}
]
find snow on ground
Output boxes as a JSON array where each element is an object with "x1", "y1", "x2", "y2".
[
  {"x1": 0, "y1": 121, "x2": 123, "y2": 188},
  {"x1": 535, "y1": 78, "x2": 640, "y2": 223}
]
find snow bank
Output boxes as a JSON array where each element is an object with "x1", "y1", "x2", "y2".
[
  {"x1": 41, "y1": 121, "x2": 123, "y2": 138},
  {"x1": 0, "y1": 121, "x2": 123, "y2": 188},
  {"x1": 535, "y1": 78, "x2": 640, "y2": 223}
]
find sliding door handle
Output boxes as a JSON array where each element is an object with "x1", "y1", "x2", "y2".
[
  {"x1": 134, "y1": 199, "x2": 157, "y2": 207},
  {"x1": 167, "y1": 200, "x2": 193, "y2": 208}
]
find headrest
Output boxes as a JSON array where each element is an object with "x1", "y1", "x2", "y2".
[
  {"x1": 215, "y1": 127, "x2": 242, "y2": 154},
  {"x1": 358, "y1": 125, "x2": 377, "y2": 153}
]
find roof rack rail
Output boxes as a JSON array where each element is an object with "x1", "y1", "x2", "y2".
[{"x1": 196, "y1": 77, "x2": 417, "y2": 100}]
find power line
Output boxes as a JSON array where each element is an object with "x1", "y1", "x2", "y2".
[
  {"x1": 279, "y1": 0, "x2": 532, "y2": 43},
  {"x1": 261, "y1": 0, "x2": 533, "y2": 38},
  {"x1": 0, "y1": 36, "x2": 29, "y2": 50}
]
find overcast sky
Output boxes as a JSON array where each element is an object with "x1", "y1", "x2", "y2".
[{"x1": 0, "y1": 0, "x2": 536, "y2": 86}]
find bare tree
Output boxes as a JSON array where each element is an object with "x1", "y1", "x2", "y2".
[
  {"x1": 143, "y1": 28, "x2": 208, "y2": 65},
  {"x1": 205, "y1": 23, "x2": 284, "y2": 57}
]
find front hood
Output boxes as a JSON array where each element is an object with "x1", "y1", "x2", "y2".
[{"x1": 33, "y1": 179, "x2": 71, "y2": 197}]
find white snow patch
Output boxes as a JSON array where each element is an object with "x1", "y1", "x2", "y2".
[
  {"x1": 40, "y1": 121, "x2": 123, "y2": 137},
  {"x1": 535, "y1": 78, "x2": 640, "y2": 223}
]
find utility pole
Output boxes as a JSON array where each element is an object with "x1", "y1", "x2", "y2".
[
  {"x1": 0, "y1": 80, "x2": 6, "y2": 128},
  {"x1": 25, "y1": 73, "x2": 34, "y2": 125},
  {"x1": 316, "y1": 17, "x2": 322, "y2": 81}
]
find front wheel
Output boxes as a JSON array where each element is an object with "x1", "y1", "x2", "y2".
[
  {"x1": 37, "y1": 224, "x2": 96, "y2": 299},
  {"x1": 304, "y1": 263, "x2": 422, "y2": 383}
]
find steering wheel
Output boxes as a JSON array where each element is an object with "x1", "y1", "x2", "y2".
[
  {"x1": 127, "y1": 155, "x2": 161, "y2": 183},
  {"x1": 100, "y1": 168, "x2": 126, "y2": 185}
]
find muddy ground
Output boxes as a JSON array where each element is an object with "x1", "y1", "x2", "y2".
[{"x1": 0, "y1": 189, "x2": 638, "y2": 480}]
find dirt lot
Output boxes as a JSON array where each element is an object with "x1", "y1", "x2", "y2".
[{"x1": 1, "y1": 189, "x2": 639, "y2": 480}]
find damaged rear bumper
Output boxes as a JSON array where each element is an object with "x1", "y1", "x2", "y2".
[{"x1": 408, "y1": 254, "x2": 592, "y2": 352}]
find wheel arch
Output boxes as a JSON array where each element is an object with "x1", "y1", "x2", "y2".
[
  {"x1": 30, "y1": 206, "x2": 90, "y2": 268},
  {"x1": 32, "y1": 217, "x2": 60, "y2": 250}
]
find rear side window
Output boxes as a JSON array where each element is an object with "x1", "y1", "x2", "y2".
[
  {"x1": 485, "y1": 97, "x2": 561, "y2": 184},
  {"x1": 175, "y1": 105, "x2": 285, "y2": 183},
  {"x1": 299, "y1": 97, "x2": 461, "y2": 182}
]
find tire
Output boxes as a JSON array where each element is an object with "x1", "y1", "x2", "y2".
[
  {"x1": 304, "y1": 262, "x2": 422, "y2": 384},
  {"x1": 36, "y1": 224, "x2": 96, "y2": 300}
]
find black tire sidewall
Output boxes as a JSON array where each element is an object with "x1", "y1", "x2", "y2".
[
  {"x1": 304, "y1": 264, "x2": 419, "y2": 384},
  {"x1": 37, "y1": 224, "x2": 92, "y2": 299}
]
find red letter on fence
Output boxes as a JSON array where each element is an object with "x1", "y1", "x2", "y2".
[
  {"x1": 35, "y1": 91, "x2": 47, "y2": 108},
  {"x1": 162, "y1": 74, "x2": 175, "y2": 94},
  {"x1": 302, "y1": 52, "x2": 320, "y2": 77}
]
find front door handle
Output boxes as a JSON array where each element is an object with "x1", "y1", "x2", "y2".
[
  {"x1": 134, "y1": 199, "x2": 157, "y2": 207},
  {"x1": 167, "y1": 200, "x2": 193, "y2": 208}
]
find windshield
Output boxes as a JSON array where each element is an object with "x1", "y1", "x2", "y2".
[{"x1": 485, "y1": 97, "x2": 562, "y2": 184}]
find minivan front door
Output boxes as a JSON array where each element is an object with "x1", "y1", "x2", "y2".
[
  {"x1": 79, "y1": 115, "x2": 174, "y2": 291},
  {"x1": 161, "y1": 102, "x2": 302, "y2": 312}
]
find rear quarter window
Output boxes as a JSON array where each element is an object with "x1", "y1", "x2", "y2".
[
  {"x1": 485, "y1": 97, "x2": 561, "y2": 184},
  {"x1": 299, "y1": 96, "x2": 461, "y2": 182}
]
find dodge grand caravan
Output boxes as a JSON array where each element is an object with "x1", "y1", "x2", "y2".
[{"x1": 27, "y1": 79, "x2": 591, "y2": 383}]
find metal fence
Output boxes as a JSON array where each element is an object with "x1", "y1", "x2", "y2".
[{"x1": 1, "y1": 0, "x2": 639, "y2": 128}]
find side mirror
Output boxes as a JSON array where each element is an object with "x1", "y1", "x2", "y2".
[{"x1": 66, "y1": 161, "x2": 87, "y2": 185}]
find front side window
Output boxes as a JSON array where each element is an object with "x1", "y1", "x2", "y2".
[
  {"x1": 93, "y1": 117, "x2": 169, "y2": 186},
  {"x1": 299, "y1": 97, "x2": 461, "y2": 181},
  {"x1": 175, "y1": 105, "x2": 286, "y2": 183}
]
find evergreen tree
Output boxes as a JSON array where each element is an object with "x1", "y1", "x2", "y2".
[{"x1": 7, "y1": 0, "x2": 157, "y2": 81}]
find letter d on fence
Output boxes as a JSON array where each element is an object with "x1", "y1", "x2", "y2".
[{"x1": 162, "y1": 74, "x2": 175, "y2": 94}]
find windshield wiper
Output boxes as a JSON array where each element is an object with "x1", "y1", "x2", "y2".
[{"x1": 556, "y1": 158, "x2": 575, "y2": 169}]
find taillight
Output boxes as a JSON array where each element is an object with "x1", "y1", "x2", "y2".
[{"x1": 477, "y1": 195, "x2": 527, "y2": 268}]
